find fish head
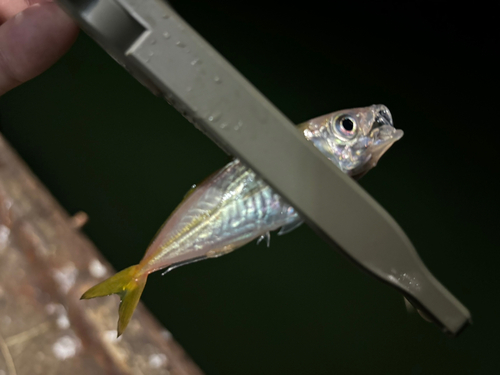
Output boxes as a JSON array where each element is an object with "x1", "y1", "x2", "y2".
[{"x1": 298, "y1": 104, "x2": 403, "y2": 179}]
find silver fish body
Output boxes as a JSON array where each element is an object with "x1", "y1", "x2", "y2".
[
  {"x1": 81, "y1": 104, "x2": 403, "y2": 336},
  {"x1": 141, "y1": 104, "x2": 403, "y2": 273},
  {"x1": 142, "y1": 160, "x2": 299, "y2": 273}
]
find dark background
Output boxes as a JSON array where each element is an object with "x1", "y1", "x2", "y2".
[{"x1": 1, "y1": 0, "x2": 498, "y2": 373}]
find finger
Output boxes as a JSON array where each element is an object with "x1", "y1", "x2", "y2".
[
  {"x1": 0, "y1": 3, "x2": 78, "y2": 96},
  {"x1": 0, "y1": 0, "x2": 52, "y2": 24}
]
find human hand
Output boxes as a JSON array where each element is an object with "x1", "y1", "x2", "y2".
[{"x1": 0, "y1": 0, "x2": 79, "y2": 96}]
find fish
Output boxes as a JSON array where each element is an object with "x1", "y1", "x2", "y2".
[{"x1": 81, "y1": 104, "x2": 403, "y2": 336}]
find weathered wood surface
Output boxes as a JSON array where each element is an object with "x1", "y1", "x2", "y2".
[{"x1": 0, "y1": 135, "x2": 203, "y2": 375}]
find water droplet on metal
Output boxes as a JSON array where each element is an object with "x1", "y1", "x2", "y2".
[
  {"x1": 150, "y1": 38, "x2": 156, "y2": 45},
  {"x1": 214, "y1": 76, "x2": 221, "y2": 83},
  {"x1": 144, "y1": 51, "x2": 154, "y2": 63},
  {"x1": 234, "y1": 120, "x2": 243, "y2": 130},
  {"x1": 162, "y1": 13, "x2": 170, "y2": 19},
  {"x1": 191, "y1": 58, "x2": 200, "y2": 66},
  {"x1": 186, "y1": 86, "x2": 192, "y2": 92},
  {"x1": 208, "y1": 111, "x2": 221, "y2": 122},
  {"x1": 163, "y1": 32, "x2": 170, "y2": 39},
  {"x1": 176, "y1": 41, "x2": 185, "y2": 48},
  {"x1": 220, "y1": 123, "x2": 228, "y2": 129}
]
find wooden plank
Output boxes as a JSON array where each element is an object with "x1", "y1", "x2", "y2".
[{"x1": 0, "y1": 135, "x2": 203, "y2": 375}]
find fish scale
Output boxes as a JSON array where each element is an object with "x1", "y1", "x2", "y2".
[{"x1": 151, "y1": 160, "x2": 299, "y2": 267}]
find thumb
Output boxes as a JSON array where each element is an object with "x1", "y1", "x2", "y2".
[{"x1": 0, "y1": 2, "x2": 79, "y2": 96}]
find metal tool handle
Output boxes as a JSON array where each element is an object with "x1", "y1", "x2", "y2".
[{"x1": 56, "y1": 0, "x2": 471, "y2": 335}]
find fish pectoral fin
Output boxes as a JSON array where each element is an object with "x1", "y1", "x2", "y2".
[
  {"x1": 278, "y1": 219, "x2": 304, "y2": 236},
  {"x1": 404, "y1": 297, "x2": 415, "y2": 313},
  {"x1": 206, "y1": 245, "x2": 236, "y2": 258}
]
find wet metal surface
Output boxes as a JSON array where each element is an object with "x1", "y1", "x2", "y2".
[{"x1": 55, "y1": 0, "x2": 469, "y2": 335}]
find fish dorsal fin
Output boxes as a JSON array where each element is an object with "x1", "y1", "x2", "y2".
[{"x1": 278, "y1": 219, "x2": 304, "y2": 236}]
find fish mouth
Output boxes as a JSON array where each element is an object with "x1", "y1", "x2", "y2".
[
  {"x1": 369, "y1": 104, "x2": 404, "y2": 155},
  {"x1": 373, "y1": 105, "x2": 394, "y2": 128},
  {"x1": 350, "y1": 105, "x2": 403, "y2": 179}
]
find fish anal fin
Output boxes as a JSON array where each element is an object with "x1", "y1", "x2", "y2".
[{"x1": 278, "y1": 219, "x2": 304, "y2": 236}]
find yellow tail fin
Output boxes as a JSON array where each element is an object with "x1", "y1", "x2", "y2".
[{"x1": 81, "y1": 265, "x2": 147, "y2": 336}]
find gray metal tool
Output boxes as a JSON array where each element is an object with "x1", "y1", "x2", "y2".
[{"x1": 55, "y1": 0, "x2": 471, "y2": 335}]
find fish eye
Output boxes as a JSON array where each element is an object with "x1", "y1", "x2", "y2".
[
  {"x1": 333, "y1": 115, "x2": 357, "y2": 138},
  {"x1": 342, "y1": 118, "x2": 354, "y2": 131}
]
